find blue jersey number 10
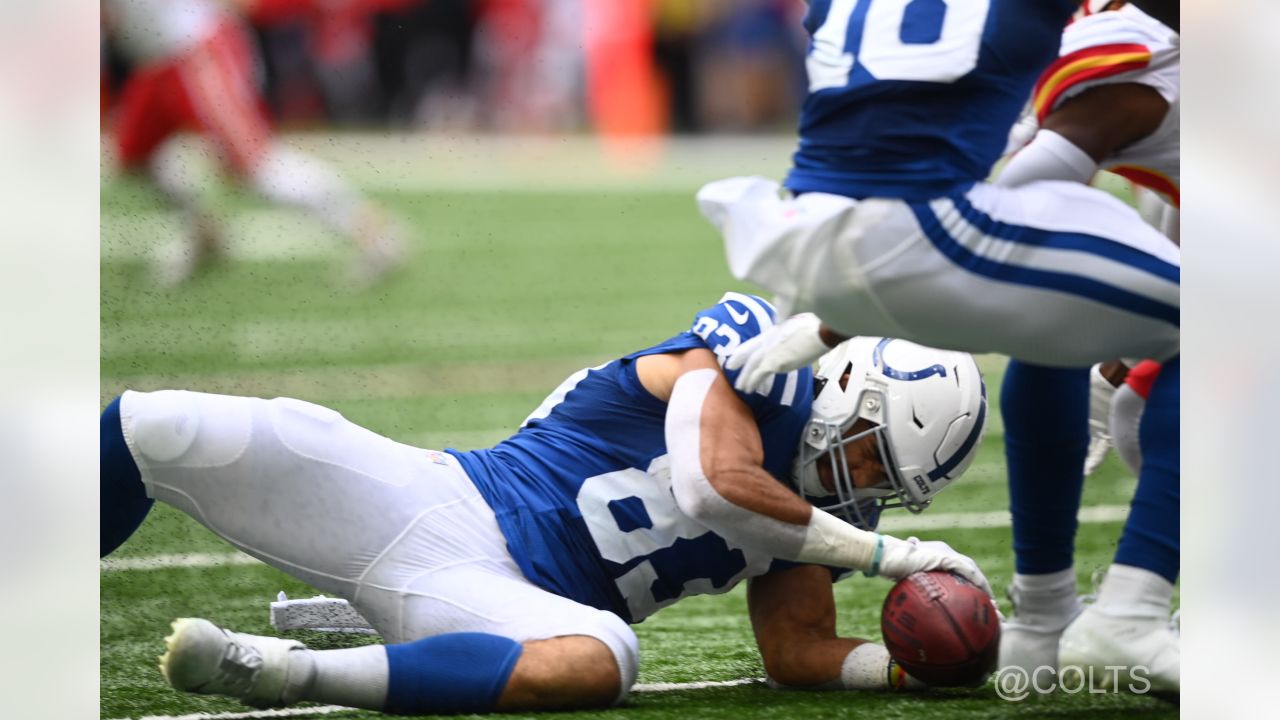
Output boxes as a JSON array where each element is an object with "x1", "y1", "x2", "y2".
[{"x1": 807, "y1": 0, "x2": 992, "y2": 91}]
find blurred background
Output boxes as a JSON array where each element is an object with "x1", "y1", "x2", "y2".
[{"x1": 102, "y1": 0, "x2": 809, "y2": 136}]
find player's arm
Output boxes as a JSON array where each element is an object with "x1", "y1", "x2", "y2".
[
  {"x1": 645, "y1": 348, "x2": 991, "y2": 594},
  {"x1": 1042, "y1": 81, "x2": 1169, "y2": 164},
  {"x1": 746, "y1": 565, "x2": 918, "y2": 690},
  {"x1": 642, "y1": 348, "x2": 816, "y2": 527},
  {"x1": 998, "y1": 82, "x2": 1168, "y2": 187}
]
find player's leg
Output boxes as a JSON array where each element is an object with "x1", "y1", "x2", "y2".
[
  {"x1": 100, "y1": 395, "x2": 153, "y2": 556},
  {"x1": 112, "y1": 63, "x2": 222, "y2": 285},
  {"x1": 698, "y1": 177, "x2": 1180, "y2": 367},
  {"x1": 862, "y1": 181, "x2": 1180, "y2": 366},
  {"x1": 248, "y1": 143, "x2": 407, "y2": 285},
  {"x1": 113, "y1": 66, "x2": 179, "y2": 177},
  {"x1": 160, "y1": 563, "x2": 638, "y2": 713},
  {"x1": 368, "y1": 565, "x2": 639, "y2": 715},
  {"x1": 127, "y1": 392, "x2": 639, "y2": 712},
  {"x1": 318, "y1": 494, "x2": 639, "y2": 712},
  {"x1": 161, "y1": 619, "x2": 626, "y2": 713},
  {"x1": 997, "y1": 361, "x2": 1088, "y2": 675},
  {"x1": 183, "y1": 22, "x2": 406, "y2": 285},
  {"x1": 1059, "y1": 357, "x2": 1179, "y2": 693},
  {"x1": 104, "y1": 389, "x2": 480, "y2": 596},
  {"x1": 147, "y1": 137, "x2": 227, "y2": 286},
  {"x1": 1117, "y1": 355, "x2": 1180, "y2": 585}
]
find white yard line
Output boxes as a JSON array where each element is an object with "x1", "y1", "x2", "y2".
[
  {"x1": 100, "y1": 552, "x2": 263, "y2": 572},
  {"x1": 107, "y1": 679, "x2": 768, "y2": 720},
  {"x1": 876, "y1": 503, "x2": 1128, "y2": 532},
  {"x1": 632, "y1": 678, "x2": 763, "y2": 692},
  {"x1": 102, "y1": 505, "x2": 1128, "y2": 574},
  {"x1": 129, "y1": 706, "x2": 355, "y2": 720}
]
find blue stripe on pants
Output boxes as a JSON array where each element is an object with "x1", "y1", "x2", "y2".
[{"x1": 908, "y1": 201, "x2": 1180, "y2": 326}]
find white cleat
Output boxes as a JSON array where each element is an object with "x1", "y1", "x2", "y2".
[
  {"x1": 999, "y1": 617, "x2": 1073, "y2": 678},
  {"x1": 1058, "y1": 604, "x2": 1180, "y2": 698},
  {"x1": 998, "y1": 584, "x2": 1081, "y2": 683},
  {"x1": 159, "y1": 618, "x2": 312, "y2": 708}
]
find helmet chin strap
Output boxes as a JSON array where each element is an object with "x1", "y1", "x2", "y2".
[{"x1": 853, "y1": 485, "x2": 896, "y2": 500}]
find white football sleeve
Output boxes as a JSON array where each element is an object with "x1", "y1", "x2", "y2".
[{"x1": 997, "y1": 130, "x2": 1099, "y2": 188}]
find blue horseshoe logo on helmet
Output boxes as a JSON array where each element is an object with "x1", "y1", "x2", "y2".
[{"x1": 873, "y1": 338, "x2": 948, "y2": 382}]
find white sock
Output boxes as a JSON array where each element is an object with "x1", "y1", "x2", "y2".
[
  {"x1": 296, "y1": 645, "x2": 390, "y2": 710},
  {"x1": 1010, "y1": 568, "x2": 1080, "y2": 626},
  {"x1": 1014, "y1": 567, "x2": 1076, "y2": 593},
  {"x1": 149, "y1": 139, "x2": 219, "y2": 232},
  {"x1": 841, "y1": 643, "x2": 927, "y2": 691},
  {"x1": 249, "y1": 145, "x2": 368, "y2": 241},
  {"x1": 1093, "y1": 563, "x2": 1174, "y2": 618},
  {"x1": 765, "y1": 643, "x2": 924, "y2": 692},
  {"x1": 149, "y1": 139, "x2": 205, "y2": 207}
]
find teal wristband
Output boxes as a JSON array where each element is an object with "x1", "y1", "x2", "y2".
[{"x1": 863, "y1": 534, "x2": 885, "y2": 578}]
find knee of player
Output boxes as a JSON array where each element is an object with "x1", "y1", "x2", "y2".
[
  {"x1": 125, "y1": 389, "x2": 202, "y2": 463},
  {"x1": 125, "y1": 389, "x2": 252, "y2": 466},
  {"x1": 595, "y1": 612, "x2": 640, "y2": 704},
  {"x1": 501, "y1": 616, "x2": 638, "y2": 710}
]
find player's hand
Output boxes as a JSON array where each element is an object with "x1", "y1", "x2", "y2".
[
  {"x1": 875, "y1": 535, "x2": 994, "y2": 598},
  {"x1": 725, "y1": 313, "x2": 828, "y2": 394},
  {"x1": 1083, "y1": 364, "x2": 1118, "y2": 476}
]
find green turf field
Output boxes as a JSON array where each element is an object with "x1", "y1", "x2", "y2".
[{"x1": 101, "y1": 149, "x2": 1174, "y2": 720}]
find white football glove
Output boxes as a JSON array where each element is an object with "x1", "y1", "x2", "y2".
[
  {"x1": 874, "y1": 535, "x2": 994, "y2": 598},
  {"x1": 1083, "y1": 363, "x2": 1118, "y2": 476},
  {"x1": 725, "y1": 313, "x2": 828, "y2": 395}
]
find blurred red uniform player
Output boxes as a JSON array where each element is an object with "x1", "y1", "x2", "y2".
[{"x1": 104, "y1": 0, "x2": 406, "y2": 286}]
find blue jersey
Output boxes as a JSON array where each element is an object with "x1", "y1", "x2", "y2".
[
  {"x1": 449, "y1": 293, "x2": 818, "y2": 622},
  {"x1": 787, "y1": 0, "x2": 1078, "y2": 200}
]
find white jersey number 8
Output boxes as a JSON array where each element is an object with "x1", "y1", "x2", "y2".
[
  {"x1": 575, "y1": 457, "x2": 774, "y2": 621},
  {"x1": 808, "y1": 0, "x2": 992, "y2": 91}
]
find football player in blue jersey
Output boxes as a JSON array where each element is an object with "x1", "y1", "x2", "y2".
[
  {"x1": 991, "y1": 0, "x2": 1181, "y2": 692},
  {"x1": 101, "y1": 293, "x2": 989, "y2": 714},
  {"x1": 695, "y1": 0, "x2": 1178, "y2": 695}
]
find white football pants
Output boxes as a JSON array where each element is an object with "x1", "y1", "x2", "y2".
[
  {"x1": 117, "y1": 389, "x2": 638, "y2": 690},
  {"x1": 697, "y1": 177, "x2": 1180, "y2": 367}
]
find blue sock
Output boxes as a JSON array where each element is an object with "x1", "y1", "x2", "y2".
[
  {"x1": 1003, "y1": 361, "x2": 1089, "y2": 575},
  {"x1": 1115, "y1": 357, "x2": 1179, "y2": 583},
  {"x1": 101, "y1": 395, "x2": 153, "y2": 557},
  {"x1": 384, "y1": 632, "x2": 523, "y2": 715}
]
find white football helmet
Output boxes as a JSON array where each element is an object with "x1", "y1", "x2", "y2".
[{"x1": 793, "y1": 337, "x2": 987, "y2": 529}]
